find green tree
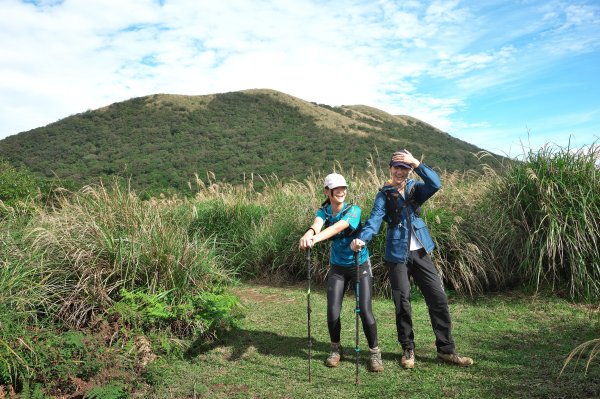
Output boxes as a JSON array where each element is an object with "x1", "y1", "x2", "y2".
[{"x1": 0, "y1": 159, "x2": 39, "y2": 207}]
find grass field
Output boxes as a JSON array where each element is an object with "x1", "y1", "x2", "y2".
[{"x1": 140, "y1": 283, "x2": 600, "y2": 399}]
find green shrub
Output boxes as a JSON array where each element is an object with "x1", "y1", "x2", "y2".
[
  {"x1": 0, "y1": 327, "x2": 107, "y2": 395},
  {"x1": 84, "y1": 382, "x2": 128, "y2": 399},
  {"x1": 0, "y1": 160, "x2": 40, "y2": 217},
  {"x1": 110, "y1": 288, "x2": 242, "y2": 338},
  {"x1": 17, "y1": 382, "x2": 49, "y2": 399},
  {"x1": 27, "y1": 331, "x2": 105, "y2": 390}
]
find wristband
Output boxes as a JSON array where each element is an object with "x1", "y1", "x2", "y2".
[{"x1": 307, "y1": 227, "x2": 316, "y2": 235}]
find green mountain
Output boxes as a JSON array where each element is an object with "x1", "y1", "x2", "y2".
[{"x1": 0, "y1": 89, "x2": 487, "y2": 192}]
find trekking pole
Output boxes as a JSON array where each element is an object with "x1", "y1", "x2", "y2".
[
  {"x1": 354, "y1": 251, "x2": 360, "y2": 385},
  {"x1": 306, "y1": 247, "x2": 312, "y2": 382}
]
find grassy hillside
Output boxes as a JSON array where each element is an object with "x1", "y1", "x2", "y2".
[{"x1": 0, "y1": 89, "x2": 485, "y2": 193}]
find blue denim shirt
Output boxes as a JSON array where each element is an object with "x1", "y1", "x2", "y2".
[{"x1": 358, "y1": 163, "x2": 441, "y2": 264}]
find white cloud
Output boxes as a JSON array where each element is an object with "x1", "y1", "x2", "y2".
[
  {"x1": 433, "y1": 45, "x2": 515, "y2": 79},
  {"x1": 538, "y1": 1, "x2": 600, "y2": 55},
  {"x1": 0, "y1": 0, "x2": 598, "y2": 162},
  {"x1": 425, "y1": 0, "x2": 467, "y2": 24}
]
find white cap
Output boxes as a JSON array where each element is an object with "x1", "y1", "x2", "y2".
[{"x1": 323, "y1": 173, "x2": 347, "y2": 189}]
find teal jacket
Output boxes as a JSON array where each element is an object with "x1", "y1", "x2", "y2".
[{"x1": 358, "y1": 163, "x2": 441, "y2": 264}]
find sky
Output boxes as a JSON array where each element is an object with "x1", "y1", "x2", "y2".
[{"x1": 1, "y1": 0, "x2": 599, "y2": 158}]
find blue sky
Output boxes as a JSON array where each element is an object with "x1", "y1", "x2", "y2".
[{"x1": 1, "y1": 0, "x2": 599, "y2": 158}]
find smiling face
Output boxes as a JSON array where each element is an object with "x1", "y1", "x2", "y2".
[
  {"x1": 325, "y1": 186, "x2": 347, "y2": 205},
  {"x1": 389, "y1": 165, "x2": 411, "y2": 187}
]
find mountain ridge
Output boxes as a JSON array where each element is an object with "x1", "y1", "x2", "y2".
[{"x1": 0, "y1": 89, "x2": 485, "y2": 193}]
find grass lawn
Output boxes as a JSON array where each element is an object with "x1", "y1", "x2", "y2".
[{"x1": 142, "y1": 283, "x2": 600, "y2": 399}]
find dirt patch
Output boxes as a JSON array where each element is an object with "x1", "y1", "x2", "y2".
[
  {"x1": 211, "y1": 382, "x2": 249, "y2": 396},
  {"x1": 0, "y1": 385, "x2": 17, "y2": 399},
  {"x1": 235, "y1": 286, "x2": 283, "y2": 304},
  {"x1": 65, "y1": 377, "x2": 95, "y2": 399},
  {"x1": 234, "y1": 284, "x2": 302, "y2": 305}
]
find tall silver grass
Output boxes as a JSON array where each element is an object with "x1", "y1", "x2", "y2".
[
  {"x1": 494, "y1": 143, "x2": 600, "y2": 300},
  {"x1": 25, "y1": 180, "x2": 229, "y2": 327}
]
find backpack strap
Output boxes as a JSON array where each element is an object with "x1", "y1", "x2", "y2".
[
  {"x1": 404, "y1": 184, "x2": 421, "y2": 216},
  {"x1": 320, "y1": 203, "x2": 361, "y2": 240},
  {"x1": 381, "y1": 184, "x2": 421, "y2": 227},
  {"x1": 381, "y1": 188, "x2": 401, "y2": 226}
]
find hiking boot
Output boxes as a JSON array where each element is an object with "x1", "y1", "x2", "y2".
[
  {"x1": 325, "y1": 343, "x2": 342, "y2": 367},
  {"x1": 400, "y1": 348, "x2": 415, "y2": 369},
  {"x1": 437, "y1": 352, "x2": 474, "y2": 367},
  {"x1": 368, "y1": 347, "x2": 384, "y2": 372}
]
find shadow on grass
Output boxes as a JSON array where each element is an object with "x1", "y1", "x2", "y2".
[
  {"x1": 185, "y1": 327, "x2": 331, "y2": 361},
  {"x1": 184, "y1": 328, "x2": 351, "y2": 385},
  {"x1": 184, "y1": 326, "x2": 407, "y2": 372}
]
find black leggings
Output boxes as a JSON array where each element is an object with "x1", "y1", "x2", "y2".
[{"x1": 326, "y1": 261, "x2": 378, "y2": 349}]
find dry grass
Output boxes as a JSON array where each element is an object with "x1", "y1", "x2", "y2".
[
  {"x1": 562, "y1": 338, "x2": 600, "y2": 375},
  {"x1": 25, "y1": 180, "x2": 228, "y2": 327}
]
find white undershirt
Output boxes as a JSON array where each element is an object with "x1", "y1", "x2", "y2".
[{"x1": 409, "y1": 232, "x2": 423, "y2": 251}]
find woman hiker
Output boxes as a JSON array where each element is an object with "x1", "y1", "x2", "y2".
[
  {"x1": 299, "y1": 172, "x2": 383, "y2": 373},
  {"x1": 351, "y1": 149, "x2": 473, "y2": 369}
]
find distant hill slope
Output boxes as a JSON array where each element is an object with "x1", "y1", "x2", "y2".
[{"x1": 0, "y1": 89, "x2": 485, "y2": 192}]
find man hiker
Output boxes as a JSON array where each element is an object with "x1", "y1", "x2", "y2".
[{"x1": 351, "y1": 149, "x2": 473, "y2": 369}]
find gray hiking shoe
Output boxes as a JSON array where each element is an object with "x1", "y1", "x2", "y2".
[
  {"x1": 400, "y1": 348, "x2": 415, "y2": 369},
  {"x1": 437, "y1": 352, "x2": 474, "y2": 367},
  {"x1": 325, "y1": 343, "x2": 342, "y2": 368},
  {"x1": 368, "y1": 347, "x2": 384, "y2": 372}
]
